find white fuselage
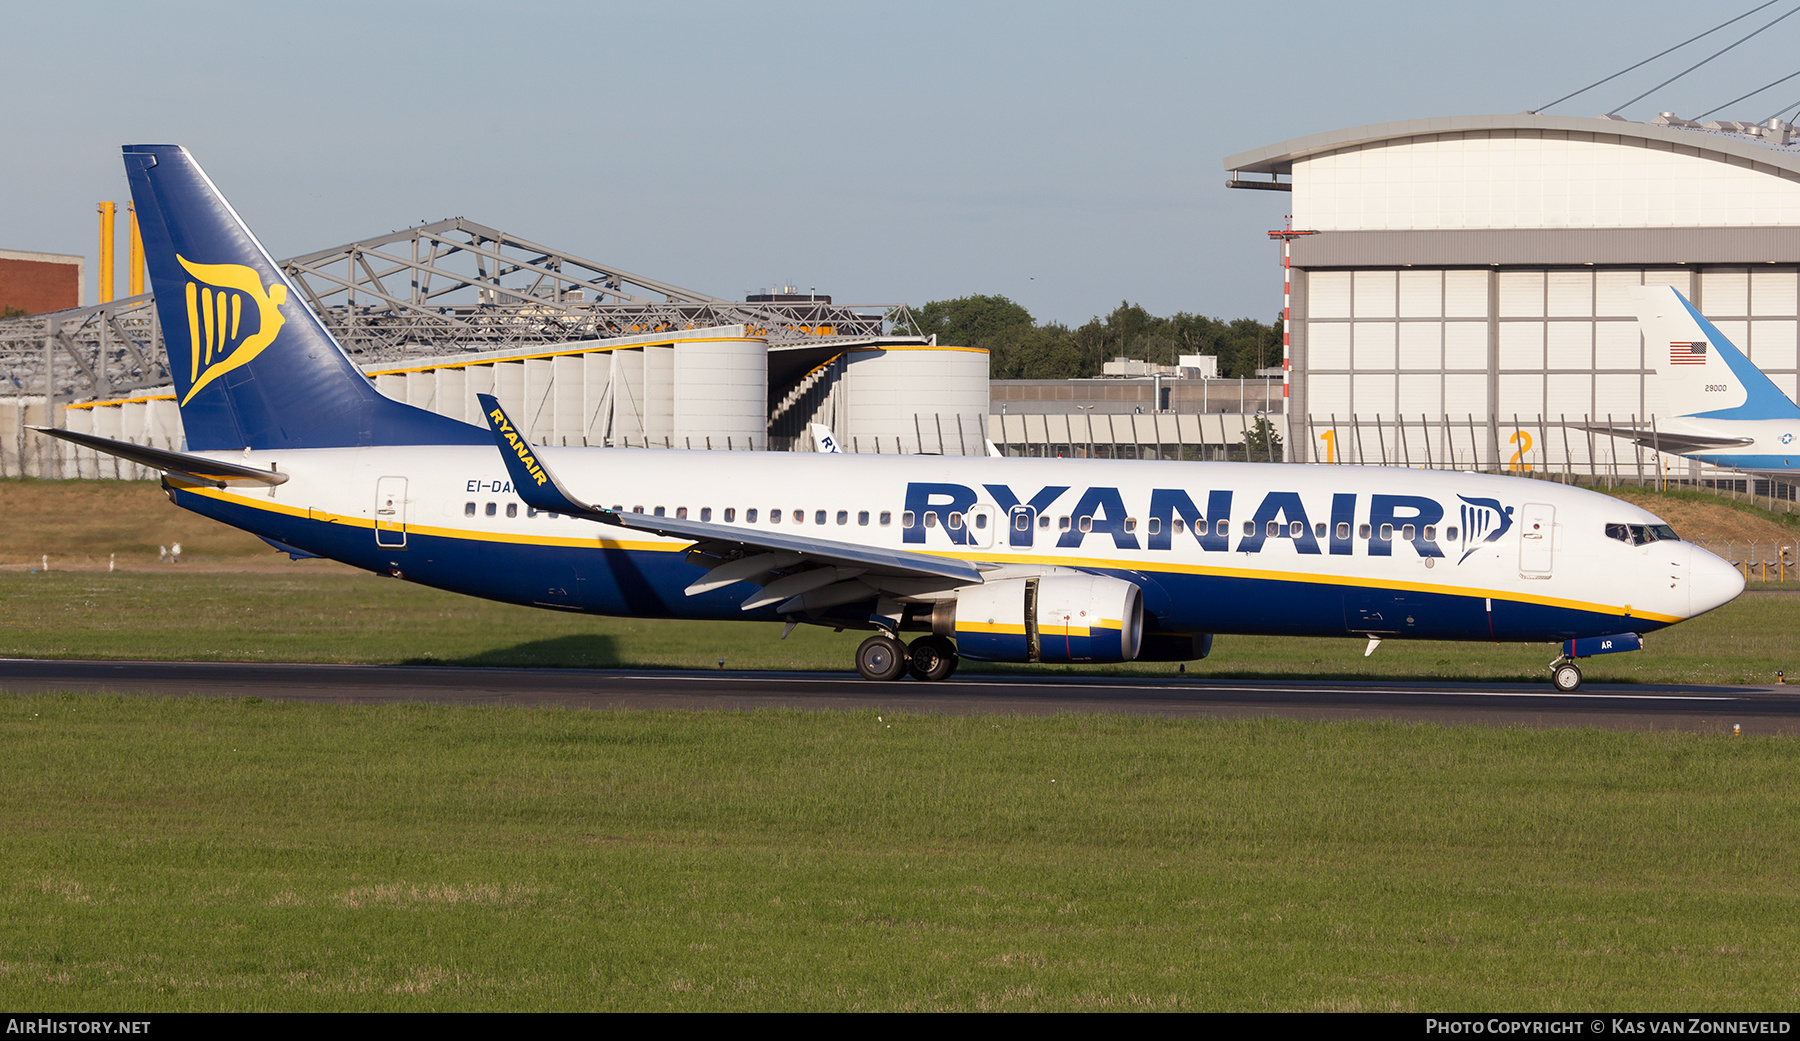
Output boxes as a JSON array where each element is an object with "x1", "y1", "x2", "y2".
[{"x1": 166, "y1": 446, "x2": 1743, "y2": 642}]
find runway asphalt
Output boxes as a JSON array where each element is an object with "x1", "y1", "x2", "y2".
[{"x1": 3, "y1": 657, "x2": 1798, "y2": 733}]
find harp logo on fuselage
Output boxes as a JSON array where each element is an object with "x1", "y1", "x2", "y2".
[
  {"x1": 1455, "y1": 495, "x2": 1514, "y2": 563},
  {"x1": 176, "y1": 255, "x2": 289, "y2": 406}
]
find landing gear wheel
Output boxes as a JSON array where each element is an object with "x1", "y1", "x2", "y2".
[
  {"x1": 907, "y1": 635, "x2": 960, "y2": 682},
  {"x1": 855, "y1": 634, "x2": 907, "y2": 681},
  {"x1": 1552, "y1": 662, "x2": 1583, "y2": 692}
]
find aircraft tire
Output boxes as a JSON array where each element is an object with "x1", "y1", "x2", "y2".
[
  {"x1": 1552, "y1": 662, "x2": 1582, "y2": 692},
  {"x1": 907, "y1": 635, "x2": 960, "y2": 682},
  {"x1": 855, "y1": 634, "x2": 907, "y2": 682}
]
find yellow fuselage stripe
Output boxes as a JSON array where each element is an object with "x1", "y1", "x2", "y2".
[{"x1": 171, "y1": 483, "x2": 1678, "y2": 623}]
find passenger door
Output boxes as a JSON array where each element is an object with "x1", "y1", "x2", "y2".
[
  {"x1": 375, "y1": 476, "x2": 408, "y2": 548},
  {"x1": 1518, "y1": 502, "x2": 1554, "y2": 577}
]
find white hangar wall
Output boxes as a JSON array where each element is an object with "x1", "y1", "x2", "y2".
[
  {"x1": 1226, "y1": 114, "x2": 1800, "y2": 469},
  {"x1": 1293, "y1": 132, "x2": 1800, "y2": 231},
  {"x1": 1300, "y1": 266, "x2": 1800, "y2": 422}
]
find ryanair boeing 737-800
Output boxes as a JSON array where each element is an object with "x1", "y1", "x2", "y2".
[{"x1": 39, "y1": 146, "x2": 1746, "y2": 691}]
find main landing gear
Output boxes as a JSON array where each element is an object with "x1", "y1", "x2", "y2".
[
  {"x1": 855, "y1": 633, "x2": 960, "y2": 682},
  {"x1": 1551, "y1": 660, "x2": 1583, "y2": 692}
]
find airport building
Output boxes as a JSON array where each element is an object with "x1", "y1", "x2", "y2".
[
  {"x1": 1226, "y1": 112, "x2": 1800, "y2": 479},
  {"x1": 0, "y1": 220, "x2": 988, "y2": 477}
]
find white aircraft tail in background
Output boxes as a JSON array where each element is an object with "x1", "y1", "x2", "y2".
[{"x1": 1600, "y1": 286, "x2": 1800, "y2": 480}]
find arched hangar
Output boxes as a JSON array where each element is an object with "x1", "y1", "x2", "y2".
[{"x1": 1227, "y1": 112, "x2": 1800, "y2": 471}]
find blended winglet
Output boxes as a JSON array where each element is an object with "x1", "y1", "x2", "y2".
[
  {"x1": 475, "y1": 393, "x2": 613, "y2": 520},
  {"x1": 473, "y1": 394, "x2": 984, "y2": 587}
]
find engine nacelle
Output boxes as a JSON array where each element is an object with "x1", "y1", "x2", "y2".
[{"x1": 944, "y1": 575, "x2": 1144, "y2": 663}]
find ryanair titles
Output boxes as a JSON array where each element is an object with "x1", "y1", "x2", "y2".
[
  {"x1": 484, "y1": 407, "x2": 551, "y2": 487},
  {"x1": 905, "y1": 482, "x2": 1514, "y2": 562}
]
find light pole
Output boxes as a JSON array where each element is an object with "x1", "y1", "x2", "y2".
[{"x1": 1077, "y1": 404, "x2": 1096, "y2": 459}]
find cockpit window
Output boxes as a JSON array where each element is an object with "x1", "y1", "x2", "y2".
[{"x1": 1606, "y1": 522, "x2": 1681, "y2": 546}]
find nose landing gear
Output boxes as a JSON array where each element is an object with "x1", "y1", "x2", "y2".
[{"x1": 1547, "y1": 632, "x2": 1644, "y2": 692}]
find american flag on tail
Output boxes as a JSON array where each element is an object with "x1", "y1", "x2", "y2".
[{"x1": 1669, "y1": 341, "x2": 1709, "y2": 366}]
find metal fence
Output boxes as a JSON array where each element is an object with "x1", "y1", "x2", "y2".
[
  {"x1": 1695, "y1": 542, "x2": 1799, "y2": 582},
  {"x1": 988, "y1": 410, "x2": 1285, "y2": 462}
]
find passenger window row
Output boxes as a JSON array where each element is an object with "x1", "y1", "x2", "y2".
[
  {"x1": 608, "y1": 506, "x2": 894, "y2": 527},
  {"x1": 464, "y1": 501, "x2": 560, "y2": 520},
  {"x1": 459, "y1": 499, "x2": 1458, "y2": 548}
]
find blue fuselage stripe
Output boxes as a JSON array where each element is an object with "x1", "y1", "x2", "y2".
[{"x1": 174, "y1": 487, "x2": 1662, "y2": 643}]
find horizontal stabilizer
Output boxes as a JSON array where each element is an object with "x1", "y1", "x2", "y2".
[
  {"x1": 33, "y1": 427, "x2": 288, "y2": 487},
  {"x1": 1569, "y1": 422, "x2": 1755, "y2": 454}
]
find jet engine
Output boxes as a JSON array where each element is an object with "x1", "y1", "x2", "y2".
[{"x1": 938, "y1": 575, "x2": 1144, "y2": 663}]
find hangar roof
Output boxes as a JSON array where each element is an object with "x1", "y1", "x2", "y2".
[{"x1": 1224, "y1": 112, "x2": 1800, "y2": 182}]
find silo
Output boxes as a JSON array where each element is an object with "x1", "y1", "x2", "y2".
[
  {"x1": 840, "y1": 345, "x2": 989, "y2": 454},
  {"x1": 674, "y1": 331, "x2": 767, "y2": 450}
]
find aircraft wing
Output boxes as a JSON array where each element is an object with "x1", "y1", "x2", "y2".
[
  {"x1": 1569, "y1": 422, "x2": 1754, "y2": 454},
  {"x1": 601, "y1": 509, "x2": 984, "y2": 584},
  {"x1": 33, "y1": 427, "x2": 289, "y2": 487},
  {"x1": 474, "y1": 395, "x2": 985, "y2": 611}
]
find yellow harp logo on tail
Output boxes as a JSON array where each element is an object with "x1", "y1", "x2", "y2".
[{"x1": 176, "y1": 255, "x2": 289, "y2": 406}]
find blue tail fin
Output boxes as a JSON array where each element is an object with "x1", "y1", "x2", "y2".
[{"x1": 124, "y1": 144, "x2": 488, "y2": 450}]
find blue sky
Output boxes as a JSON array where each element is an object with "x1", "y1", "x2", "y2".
[{"x1": 5, "y1": 1, "x2": 1796, "y2": 325}]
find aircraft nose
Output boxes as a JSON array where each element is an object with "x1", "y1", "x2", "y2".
[{"x1": 1688, "y1": 543, "x2": 1746, "y2": 618}]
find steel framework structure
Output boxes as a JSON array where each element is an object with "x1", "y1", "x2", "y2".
[{"x1": 1, "y1": 218, "x2": 918, "y2": 403}]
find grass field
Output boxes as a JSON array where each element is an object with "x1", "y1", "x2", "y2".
[
  {"x1": 2, "y1": 696, "x2": 1796, "y2": 1011},
  {"x1": 2, "y1": 569, "x2": 1793, "y2": 685},
  {"x1": 4, "y1": 481, "x2": 1799, "y2": 1010},
  {"x1": 0, "y1": 479, "x2": 278, "y2": 569}
]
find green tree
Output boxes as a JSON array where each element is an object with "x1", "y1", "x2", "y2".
[
  {"x1": 1238, "y1": 415, "x2": 1284, "y2": 462},
  {"x1": 913, "y1": 295, "x2": 1036, "y2": 349},
  {"x1": 911, "y1": 295, "x2": 1282, "y2": 381}
]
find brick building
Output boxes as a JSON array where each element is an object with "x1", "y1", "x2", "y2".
[{"x1": 0, "y1": 249, "x2": 82, "y2": 314}]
